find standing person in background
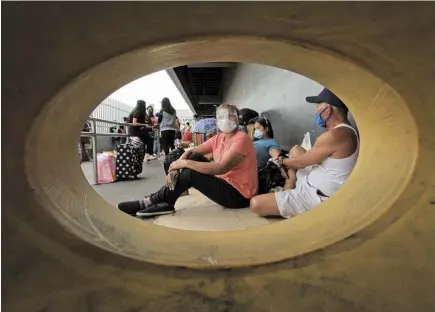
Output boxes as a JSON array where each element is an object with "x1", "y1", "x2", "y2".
[
  {"x1": 128, "y1": 100, "x2": 155, "y2": 160},
  {"x1": 185, "y1": 122, "x2": 191, "y2": 132},
  {"x1": 109, "y1": 120, "x2": 124, "y2": 149},
  {"x1": 158, "y1": 97, "x2": 178, "y2": 155},
  {"x1": 147, "y1": 105, "x2": 159, "y2": 158},
  {"x1": 175, "y1": 117, "x2": 182, "y2": 141}
]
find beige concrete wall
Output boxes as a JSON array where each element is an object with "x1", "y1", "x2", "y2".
[{"x1": 3, "y1": 2, "x2": 435, "y2": 312}]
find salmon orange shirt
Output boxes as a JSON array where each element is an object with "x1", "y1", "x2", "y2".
[{"x1": 202, "y1": 131, "x2": 258, "y2": 198}]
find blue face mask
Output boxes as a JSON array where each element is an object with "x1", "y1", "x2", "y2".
[
  {"x1": 315, "y1": 106, "x2": 331, "y2": 128},
  {"x1": 254, "y1": 129, "x2": 264, "y2": 139}
]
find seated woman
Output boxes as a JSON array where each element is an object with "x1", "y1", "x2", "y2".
[
  {"x1": 253, "y1": 117, "x2": 281, "y2": 167},
  {"x1": 117, "y1": 104, "x2": 258, "y2": 217}
]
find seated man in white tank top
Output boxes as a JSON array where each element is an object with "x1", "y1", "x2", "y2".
[{"x1": 250, "y1": 88, "x2": 359, "y2": 218}]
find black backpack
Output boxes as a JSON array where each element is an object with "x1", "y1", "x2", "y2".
[{"x1": 258, "y1": 159, "x2": 287, "y2": 194}]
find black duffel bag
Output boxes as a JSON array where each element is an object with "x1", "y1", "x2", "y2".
[{"x1": 257, "y1": 153, "x2": 289, "y2": 194}]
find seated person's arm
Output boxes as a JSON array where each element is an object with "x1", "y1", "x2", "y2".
[
  {"x1": 268, "y1": 141, "x2": 281, "y2": 159},
  {"x1": 183, "y1": 136, "x2": 248, "y2": 175},
  {"x1": 185, "y1": 150, "x2": 244, "y2": 175},
  {"x1": 173, "y1": 136, "x2": 248, "y2": 175},
  {"x1": 179, "y1": 139, "x2": 214, "y2": 160},
  {"x1": 269, "y1": 149, "x2": 281, "y2": 159},
  {"x1": 283, "y1": 132, "x2": 336, "y2": 170}
]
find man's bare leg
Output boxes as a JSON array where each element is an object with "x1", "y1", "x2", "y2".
[
  {"x1": 283, "y1": 169, "x2": 297, "y2": 190},
  {"x1": 250, "y1": 193, "x2": 282, "y2": 216}
]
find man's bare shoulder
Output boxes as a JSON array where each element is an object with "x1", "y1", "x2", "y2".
[
  {"x1": 315, "y1": 130, "x2": 336, "y2": 145},
  {"x1": 331, "y1": 126, "x2": 357, "y2": 142},
  {"x1": 329, "y1": 126, "x2": 358, "y2": 157}
]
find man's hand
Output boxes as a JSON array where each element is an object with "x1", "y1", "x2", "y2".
[
  {"x1": 271, "y1": 156, "x2": 285, "y2": 167},
  {"x1": 169, "y1": 159, "x2": 189, "y2": 172},
  {"x1": 271, "y1": 156, "x2": 289, "y2": 179}
]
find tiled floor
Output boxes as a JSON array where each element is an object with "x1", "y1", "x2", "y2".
[{"x1": 82, "y1": 160, "x2": 284, "y2": 231}]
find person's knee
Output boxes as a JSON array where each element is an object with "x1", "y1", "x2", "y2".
[
  {"x1": 290, "y1": 145, "x2": 306, "y2": 157},
  {"x1": 179, "y1": 167, "x2": 201, "y2": 182},
  {"x1": 179, "y1": 168, "x2": 193, "y2": 180},
  {"x1": 249, "y1": 197, "x2": 261, "y2": 214}
]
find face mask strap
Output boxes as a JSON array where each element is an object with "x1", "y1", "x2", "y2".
[{"x1": 318, "y1": 105, "x2": 332, "y2": 121}]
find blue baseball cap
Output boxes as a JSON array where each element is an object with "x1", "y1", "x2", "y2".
[{"x1": 306, "y1": 88, "x2": 348, "y2": 112}]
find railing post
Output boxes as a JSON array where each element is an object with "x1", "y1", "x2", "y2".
[{"x1": 91, "y1": 119, "x2": 99, "y2": 185}]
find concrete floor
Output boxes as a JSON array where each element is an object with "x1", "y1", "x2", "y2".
[{"x1": 81, "y1": 160, "x2": 283, "y2": 231}]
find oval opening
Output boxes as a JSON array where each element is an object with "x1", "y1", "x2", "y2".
[{"x1": 80, "y1": 62, "x2": 360, "y2": 232}]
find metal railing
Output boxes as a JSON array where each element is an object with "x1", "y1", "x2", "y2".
[{"x1": 81, "y1": 117, "x2": 161, "y2": 185}]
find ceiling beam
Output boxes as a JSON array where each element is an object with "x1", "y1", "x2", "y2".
[
  {"x1": 197, "y1": 95, "x2": 222, "y2": 105},
  {"x1": 165, "y1": 68, "x2": 197, "y2": 115}
]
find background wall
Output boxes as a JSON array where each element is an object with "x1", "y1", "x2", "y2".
[{"x1": 224, "y1": 63, "x2": 357, "y2": 150}]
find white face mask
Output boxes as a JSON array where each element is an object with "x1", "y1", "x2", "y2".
[
  {"x1": 216, "y1": 108, "x2": 238, "y2": 133},
  {"x1": 254, "y1": 129, "x2": 264, "y2": 139},
  {"x1": 217, "y1": 119, "x2": 237, "y2": 133}
]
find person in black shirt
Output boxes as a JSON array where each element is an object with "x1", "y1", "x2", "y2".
[{"x1": 128, "y1": 100, "x2": 155, "y2": 160}]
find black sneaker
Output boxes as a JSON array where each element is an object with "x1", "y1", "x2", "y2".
[
  {"x1": 136, "y1": 202, "x2": 175, "y2": 217},
  {"x1": 117, "y1": 199, "x2": 147, "y2": 215}
]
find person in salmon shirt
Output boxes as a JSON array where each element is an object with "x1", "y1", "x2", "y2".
[{"x1": 117, "y1": 104, "x2": 258, "y2": 217}]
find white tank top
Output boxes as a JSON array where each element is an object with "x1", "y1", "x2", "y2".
[{"x1": 307, "y1": 124, "x2": 359, "y2": 197}]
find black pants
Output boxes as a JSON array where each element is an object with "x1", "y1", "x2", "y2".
[
  {"x1": 149, "y1": 153, "x2": 250, "y2": 208},
  {"x1": 138, "y1": 134, "x2": 154, "y2": 155},
  {"x1": 161, "y1": 130, "x2": 176, "y2": 155}
]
